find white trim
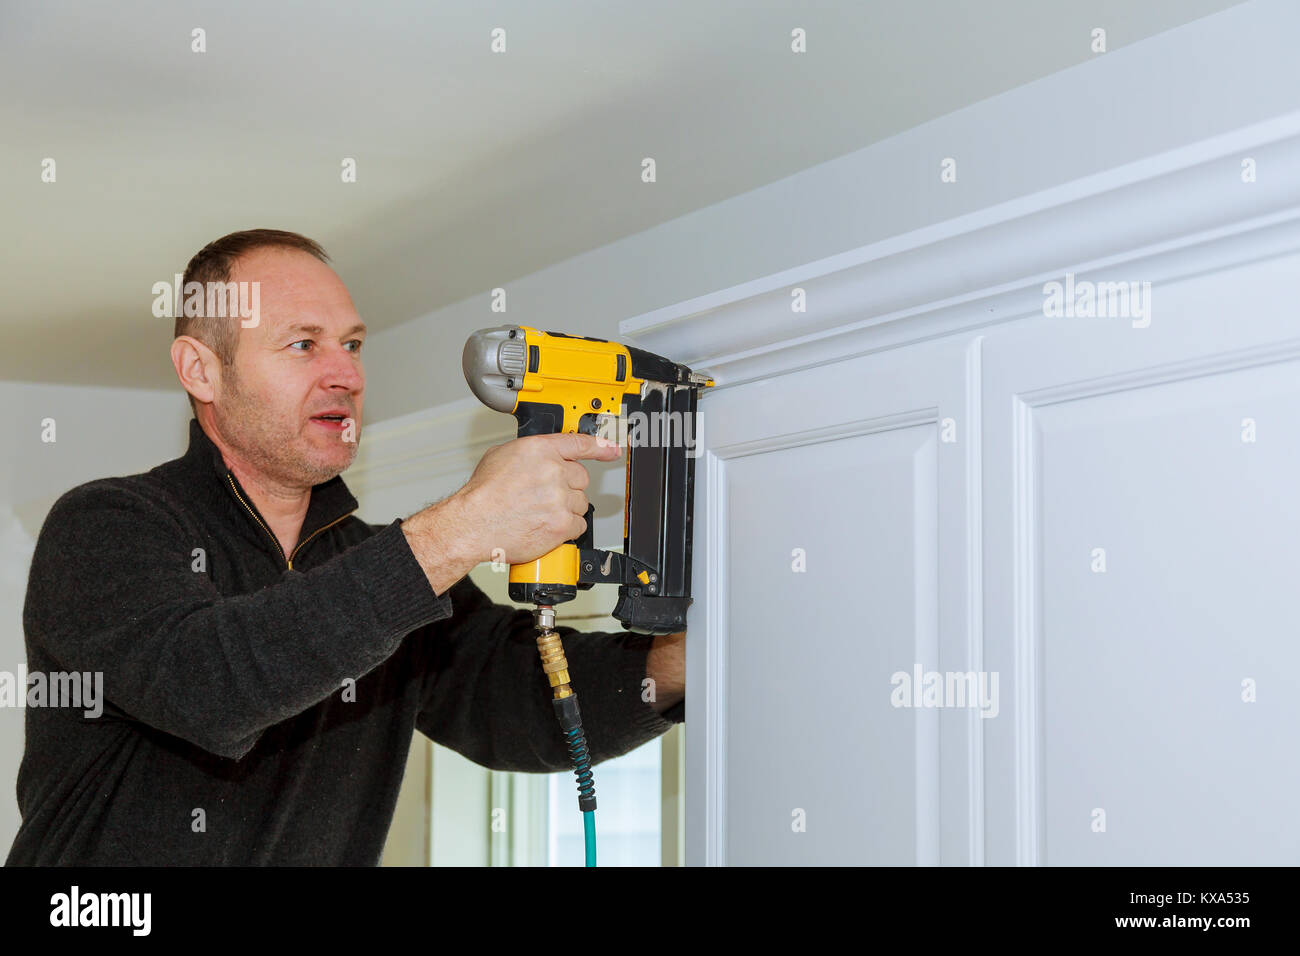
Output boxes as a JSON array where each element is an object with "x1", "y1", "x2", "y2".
[
  {"x1": 963, "y1": 338, "x2": 985, "y2": 867},
  {"x1": 619, "y1": 115, "x2": 1300, "y2": 388},
  {"x1": 1010, "y1": 395, "x2": 1041, "y2": 867}
]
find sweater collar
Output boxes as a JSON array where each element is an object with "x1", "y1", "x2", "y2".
[{"x1": 182, "y1": 417, "x2": 359, "y2": 553}]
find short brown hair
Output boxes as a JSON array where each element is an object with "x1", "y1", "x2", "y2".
[{"x1": 175, "y1": 228, "x2": 330, "y2": 413}]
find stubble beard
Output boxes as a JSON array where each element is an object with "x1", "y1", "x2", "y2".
[{"x1": 214, "y1": 365, "x2": 358, "y2": 489}]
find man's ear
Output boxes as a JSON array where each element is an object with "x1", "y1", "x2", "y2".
[{"x1": 171, "y1": 335, "x2": 222, "y2": 406}]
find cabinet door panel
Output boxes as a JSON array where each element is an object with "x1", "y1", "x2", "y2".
[
  {"x1": 689, "y1": 337, "x2": 979, "y2": 865},
  {"x1": 725, "y1": 425, "x2": 936, "y2": 864},
  {"x1": 983, "y1": 251, "x2": 1300, "y2": 865}
]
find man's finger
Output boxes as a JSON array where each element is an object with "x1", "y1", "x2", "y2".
[
  {"x1": 553, "y1": 431, "x2": 622, "y2": 461},
  {"x1": 564, "y1": 461, "x2": 589, "y2": 490}
]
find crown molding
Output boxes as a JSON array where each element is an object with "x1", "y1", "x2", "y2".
[{"x1": 621, "y1": 112, "x2": 1300, "y2": 389}]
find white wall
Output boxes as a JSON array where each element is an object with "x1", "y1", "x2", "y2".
[{"x1": 0, "y1": 382, "x2": 189, "y2": 855}]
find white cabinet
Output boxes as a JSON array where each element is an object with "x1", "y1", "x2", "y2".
[{"x1": 623, "y1": 117, "x2": 1300, "y2": 866}]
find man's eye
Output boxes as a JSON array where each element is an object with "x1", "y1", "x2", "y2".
[
  {"x1": 290, "y1": 340, "x2": 313, "y2": 351},
  {"x1": 346, "y1": 340, "x2": 363, "y2": 352}
]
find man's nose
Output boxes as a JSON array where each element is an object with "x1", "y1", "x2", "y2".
[{"x1": 321, "y1": 344, "x2": 364, "y2": 392}]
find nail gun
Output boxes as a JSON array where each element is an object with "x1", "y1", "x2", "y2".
[
  {"x1": 461, "y1": 324, "x2": 713, "y2": 866},
  {"x1": 462, "y1": 324, "x2": 714, "y2": 634}
]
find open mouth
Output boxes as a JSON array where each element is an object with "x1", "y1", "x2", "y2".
[{"x1": 310, "y1": 412, "x2": 352, "y2": 429}]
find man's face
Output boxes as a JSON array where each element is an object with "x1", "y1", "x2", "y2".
[{"x1": 210, "y1": 248, "x2": 366, "y2": 488}]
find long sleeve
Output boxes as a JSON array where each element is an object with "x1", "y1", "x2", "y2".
[
  {"x1": 415, "y1": 574, "x2": 677, "y2": 773},
  {"x1": 23, "y1": 481, "x2": 453, "y2": 761}
]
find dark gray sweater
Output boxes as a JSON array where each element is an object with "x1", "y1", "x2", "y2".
[{"x1": 5, "y1": 418, "x2": 681, "y2": 865}]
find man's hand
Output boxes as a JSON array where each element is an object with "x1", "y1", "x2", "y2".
[
  {"x1": 647, "y1": 631, "x2": 684, "y2": 715},
  {"x1": 459, "y1": 432, "x2": 623, "y2": 564},
  {"x1": 401, "y1": 433, "x2": 621, "y2": 595}
]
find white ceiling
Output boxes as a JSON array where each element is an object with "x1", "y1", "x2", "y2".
[{"x1": 1, "y1": 0, "x2": 1246, "y2": 391}]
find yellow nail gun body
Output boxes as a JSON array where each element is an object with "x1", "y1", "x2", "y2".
[{"x1": 463, "y1": 325, "x2": 713, "y2": 634}]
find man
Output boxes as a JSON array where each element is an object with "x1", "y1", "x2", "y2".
[{"x1": 5, "y1": 229, "x2": 685, "y2": 866}]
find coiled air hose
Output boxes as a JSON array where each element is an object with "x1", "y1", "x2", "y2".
[{"x1": 535, "y1": 605, "x2": 597, "y2": 867}]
